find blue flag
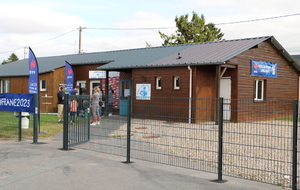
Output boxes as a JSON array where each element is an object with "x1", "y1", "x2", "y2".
[
  {"x1": 28, "y1": 47, "x2": 39, "y2": 94},
  {"x1": 65, "y1": 61, "x2": 74, "y2": 93}
]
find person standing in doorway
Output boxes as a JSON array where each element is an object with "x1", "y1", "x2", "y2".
[
  {"x1": 108, "y1": 85, "x2": 114, "y2": 116},
  {"x1": 57, "y1": 86, "x2": 65, "y2": 123},
  {"x1": 90, "y1": 87, "x2": 101, "y2": 125}
]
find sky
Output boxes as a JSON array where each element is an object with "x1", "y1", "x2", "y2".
[{"x1": 0, "y1": 0, "x2": 300, "y2": 62}]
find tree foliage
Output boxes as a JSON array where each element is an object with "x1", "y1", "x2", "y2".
[
  {"x1": 2, "y1": 53, "x2": 19, "y2": 64},
  {"x1": 159, "y1": 12, "x2": 224, "y2": 46}
]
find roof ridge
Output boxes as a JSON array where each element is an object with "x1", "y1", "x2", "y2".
[{"x1": 30, "y1": 35, "x2": 273, "y2": 60}]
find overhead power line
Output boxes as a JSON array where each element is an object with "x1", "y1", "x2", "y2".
[
  {"x1": 85, "y1": 13, "x2": 300, "y2": 30},
  {"x1": 1, "y1": 13, "x2": 299, "y2": 56},
  {"x1": 29, "y1": 29, "x2": 77, "y2": 47},
  {"x1": 0, "y1": 29, "x2": 77, "y2": 55},
  {"x1": 85, "y1": 27, "x2": 175, "y2": 30},
  {"x1": 215, "y1": 13, "x2": 300, "y2": 25}
]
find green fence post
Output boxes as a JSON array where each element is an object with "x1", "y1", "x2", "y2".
[
  {"x1": 292, "y1": 100, "x2": 298, "y2": 190},
  {"x1": 63, "y1": 94, "x2": 69, "y2": 150},
  {"x1": 18, "y1": 112, "x2": 22, "y2": 141},
  {"x1": 124, "y1": 95, "x2": 132, "y2": 164}
]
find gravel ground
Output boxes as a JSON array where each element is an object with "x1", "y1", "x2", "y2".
[{"x1": 110, "y1": 118, "x2": 296, "y2": 189}]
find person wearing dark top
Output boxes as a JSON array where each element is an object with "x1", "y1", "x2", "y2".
[
  {"x1": 70, "y1": 86, "x2": 79, "y2": 95},
  {"x1": 57, "y1": 86, "x2": 65, "y2": 123}
]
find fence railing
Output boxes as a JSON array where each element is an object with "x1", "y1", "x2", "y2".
[
  {"x1": 69, "y1": 96, "x2": 300, "y2": 189},
  {"x1": 2, "y1": 95, "x2": 299, "y2": 189}
]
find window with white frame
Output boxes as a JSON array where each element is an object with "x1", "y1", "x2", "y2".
[
  {"x1": 156, "y1": 77, "x2": 162, "y2": 90},
  {"x1": 173, "y1": 76, "x2": 180, "y2": 90},
  {"x1": 1, "y1": 79, "x2": 9, "y2": 93},
  {"x1": 255, "y1": 79, "x2": 264, "y2": 101},
  {"x1": 40, "y1": 79, "x2": 46, "y2": 91}
]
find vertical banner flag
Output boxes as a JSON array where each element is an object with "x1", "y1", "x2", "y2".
[
  {"x1": 28, "y1": 47, "x2": 39, "y2": 94},
  {"x1": 65, "y1": 61, "x2": 74, "y2": 93}
]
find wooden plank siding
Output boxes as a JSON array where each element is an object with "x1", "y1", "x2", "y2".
[
  {"x1": 194, "y1": 65, "x2": 217, "y2": 122},
  {"x1": 131, "y1": 67, "x2": 191, "y2": 122},
  {"x1": 129, "y1": 40, "x2": 299, "y2": 123},
  {"x1": 230, "y1": 40, "x2": 299, "y2": 122},
  {"x1": 5, "y1": 64, "x2": 107, "y2": 113}
]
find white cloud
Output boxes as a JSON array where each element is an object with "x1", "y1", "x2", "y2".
[
  {"x1": 0, "y1": 1, "x2": 299, "y2": 62},
  {"x1": 0, "y1": 3, "x2": 86, "y2": 34},
  {"x1": 0, "y1": 3, "x2": 87, "y2": 61}
]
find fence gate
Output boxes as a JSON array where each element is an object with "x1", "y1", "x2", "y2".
[{"x1": 63, "y1": 94, "x2": 90, "y2": 149}]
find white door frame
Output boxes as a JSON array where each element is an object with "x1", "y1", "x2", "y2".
[
  {"x1": 90, "y1": 80, "x2": 101, "y2": 95},
  {"x1": 76, "y1": 80, "x2": 86, "y2": 95}
]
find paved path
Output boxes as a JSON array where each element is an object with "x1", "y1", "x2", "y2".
[{"x1": 0, "y1": 135, "x2": 286, "y2": 190}]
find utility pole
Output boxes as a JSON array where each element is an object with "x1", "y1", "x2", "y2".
[
  {"x1": 24, "y1": 46, "x2": 28, "y2": 59},
  {"x1": 78, "y1": 26, "x2": 82, "y2": 54}
]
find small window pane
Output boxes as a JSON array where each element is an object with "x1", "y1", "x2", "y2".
[
  {"x1": 174, "y1": 76, "x2": 180, "y2": 89},
  {"x1": 40, "y1": 79, "x2": 46, "y2": 91},
  {"x1": 255, "y1": 80, "x2": 264, "y2": 101},
  {"x1": 1, "y1": 80, "x2": 9, "y2": 93},
  {"x1": 156, "y1": 77, "x2": 162, "y2": 89}
]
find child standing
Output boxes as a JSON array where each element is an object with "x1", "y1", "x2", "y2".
[{"x1": 70, "y1": 97, "x2": 78, "y2": 124}]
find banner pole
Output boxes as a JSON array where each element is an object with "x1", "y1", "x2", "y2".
[{"x1": 33, "y1": 93, "x2": 38, "y2": 144}]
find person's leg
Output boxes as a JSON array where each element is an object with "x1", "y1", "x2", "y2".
[
  {"x1": 99, "y1": 106, "x2": 102, "y2": 117},
  {"x1": 91, "y1": 104, "x2": 98, "y2": 125},
  {"x1": 70, "y1": 112, "x2": 75, "y2": 123},
  {"x1": 57, "y1": 104, "x2": 63, "y2": 122},
  {"x1": 108, "y1": 104, "x2": 113, "y2": 116},
  {"x1": 95, "y1": 105, "x2": 101, "y2": 124}
]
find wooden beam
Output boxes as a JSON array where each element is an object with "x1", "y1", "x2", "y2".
[
  {"x1": 216, "y1": 65, "x2": 221, "y2": 99},
  {"x1": 220, "y1": 67, "x2": 227, "y2": 78},
  {"x1": 221, "y1": 64, "x2": 236, "y2": 69}
]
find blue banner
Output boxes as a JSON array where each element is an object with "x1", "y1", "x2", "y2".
[
  {"x1": 65, "y1": 61, "x2": 74, "y2": 93},
  {"x1": 0, "y1": 93, "x2": 34, "y2": 113},
  {"x1": 251, "y1": 60, "x2": 277, "y2": 78},
  {"x1": 28, "y1": 47, "x2": 39, "y2": 94}
]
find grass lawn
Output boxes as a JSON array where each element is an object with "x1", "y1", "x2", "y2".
[{"x1": 0, "y1": 112, "x2": 63, "y2": 139}]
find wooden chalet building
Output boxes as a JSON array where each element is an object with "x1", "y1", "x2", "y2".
[
  {"x1": 0, "y1": 36, "x2": 299, "y2": 122},
  {"x1": 0, "y1": 55, "x2": 113, "y2": 113}
]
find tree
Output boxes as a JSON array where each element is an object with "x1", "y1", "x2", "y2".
[
  {"x1": 159, "y1": 12, "x2": 224, "y2": 46},
  {"x1": 2, "y1": 53, "x2": 19, "y2": 64}
]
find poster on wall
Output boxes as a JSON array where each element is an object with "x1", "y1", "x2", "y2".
[
  {"x1": 251, "y1": 60, "x2": 277, "y2": 78},
  {"x1": 136, "y1": 84, "x2": 151, "y2": 100},
  {"x1": 89, "y1": 71, "x2": 106, "y2": 79}
]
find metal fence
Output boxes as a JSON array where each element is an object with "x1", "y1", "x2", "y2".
[
  {"x1": 0, "y1": 110, "x2": 66, "y2": 142},
  {"x1": 63, "y1": 95, "x2": 91, "y2": 148},
  {"x1": 2, "y1": 95, "x2": 298, "y2": 189},
  {"x1": 0, "y1": 111, "x2": 33, "y2": 141},
  {"x1": 68, "y1": 96, "x2": 300, "y2": 189}
]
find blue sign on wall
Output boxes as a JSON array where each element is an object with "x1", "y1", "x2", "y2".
[
  {"x1": 0, "y1": 93, "x2": 34, "y2": 113},
  {"x1": 251, "y1": 60, "x2": 277, "y2": 78}
]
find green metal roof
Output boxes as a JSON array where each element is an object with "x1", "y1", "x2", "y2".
[{"x1": 0, "y1": 35, "x2": 299, "y2": 77}]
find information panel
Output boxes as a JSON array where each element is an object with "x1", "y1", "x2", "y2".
[{"x1": 251, "y1": 60, "x2": 277, "y2": 78}]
